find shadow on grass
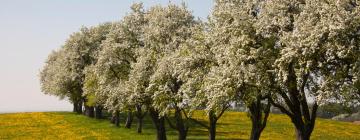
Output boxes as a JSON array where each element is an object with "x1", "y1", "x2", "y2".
[{"x1": 79, "y1": 111, "x2": 247, "y2": 139}]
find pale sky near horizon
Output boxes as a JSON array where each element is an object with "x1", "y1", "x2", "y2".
[{"x1": 0, "y1": 0, "x2": 213, "y2": 113}]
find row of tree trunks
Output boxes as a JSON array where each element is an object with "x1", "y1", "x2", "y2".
[
  {"x1": 77, "y1": 96, "x2": 274, "y2": 140},
  {"x1": 74, "y1": 96, "x2": 103, "y2": 119},
  {"x1": 75, "y1": 103, "x2": 103, "y2": 119},
  {"x1": 76, "y1": 98, "x2": 270, "y2": 140},
  {"x1": 108, "y1": 110, "x2": 137, "y2": 130},
  {"x1": 78, "y1": 101, "x2": 276, "y2": 140},
  {"x1": 149, "y1": 108, "x2": 167, "y2": 140}
]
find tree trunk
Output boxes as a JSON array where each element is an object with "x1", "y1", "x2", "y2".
[
  {"x1": 291, "y1": 114, "x2": 315, "y2": 140},
  {"x1": 271, "y1": 102, "x2": 317, "y2": 140},
  {"x1": 295, "y1": 128, "x2": 310, "y2": 140},
  {"x1": 114, "y1": 111, "x2": 120, "y2": 127},
  {"x1": 73, "y1": 102, "x2": 78, "y2": 113},
  {"x1": 149, "y1": 108, "x2": 167, "y2": 140},
  {"x1": 137, "y1": 116, "x2": 143, "y2": 133},
  {"x1": 174, "y1": 107, "x2": 187, "y2": 140},
  {"x1": 286, "y1": 100, "x2": 317, "y2": 140},
  {"x1": 89, "y1": 106, "x2": 94, "y2": 118},
  {"x1": 94, "y1": 106, "x2": 103, "y2": 119},
  {"x1": 77, "y1": 101, "x2": 83, "y2": 114},
  {"x1": 84, "y1": 105, "x2": 94, "y2": 118},
  {"x1": 73, "y1": 100, "x2": 82, "y2": 114},
  {"x1": 248, "y1": 96, "x2": 270, "y2": 140},
  {"x1": 250, "y1": 125, "x2": 261, "y2": 140},
  {"x1": 209, "y1": 120, "x2": 216, "y2": 140},
  {"x1": 156, "y1": 117, "x2": 166, "y2": 140},
  {"x1": 178, "y1": 128, "x2": 187, "y2": 140},
  {"x1": 135, "y1": 105, "x2": 146, "y2": 133},
  {"x1": 125, "y1": 111, "x2": 134, "y2": 129},
  {"x1": 110, "y1": 114, "x2": 115, "y2": 124},
  {"x1": 268, "y1": 62, "x2": 318, "y2": 140},
  {"x1": 84, "y1": 106, "x2": 88, "y2": 115},
  {"x1": 208, "y1": 112, "x2": 217, "y2": 140},
  {"x1": 249, "y1": 103, "x2": 261, "y2": 140}
]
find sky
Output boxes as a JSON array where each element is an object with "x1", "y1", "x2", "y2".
[{"x1": 0, "y1": 0, "x2": 213, "y2": 113}]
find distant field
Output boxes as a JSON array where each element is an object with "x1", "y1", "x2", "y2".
[{"x1": 0, "y1": 111, "x2": 359, "y2": 140}]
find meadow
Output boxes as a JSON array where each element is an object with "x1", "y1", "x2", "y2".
[{"x1": 0, "y1": 111, "x2": 359, "y2": 140}]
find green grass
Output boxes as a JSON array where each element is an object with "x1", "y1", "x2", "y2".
[{"x1": 0, "y1": 111, "x2": 359, "y2": 140}]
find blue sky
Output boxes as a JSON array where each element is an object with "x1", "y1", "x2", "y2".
[{"x1": 0, "y1": 0, "x2": 213, "y2": 112}]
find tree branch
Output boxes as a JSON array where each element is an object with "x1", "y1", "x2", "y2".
[
  {"x1": 269, "y1": 97, "x2": 293, "y2": 117},
  {"x1": 269, "y1": 74, "x2": 295, "y2": 112},
  {"x1": 215, "y1": 104, "x2": 230, "y2": 121},
  {"x1": 261, "y1": 98, "x2": 271, "y2": 132},
  {"x1": 300, "y1": 72, "x2": 311, "y2": 122},
  {"x1": 277, "y1": 88, "x2": 296, "y2": 112}
]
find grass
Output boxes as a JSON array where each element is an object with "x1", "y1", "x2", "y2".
[{"x1": 0, "y1": 111, "x2": 359, "y2": 140}]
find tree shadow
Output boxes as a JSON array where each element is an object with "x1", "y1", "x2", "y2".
[{"x1": 100, "y1": 111, "x2": 247, "y2": 139}]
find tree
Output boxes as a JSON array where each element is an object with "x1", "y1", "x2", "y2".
[
  {"x1": 63, "y1": 23, "x2": 112, "y2": 117},
  {"x1": 40, "y1": 22, "x2": 112, "y2": 116},
  {"x1": 148, "y1": 55, "x2": 190, "y2": 140},
  {"x1": 83, "y1": 64, "x2": 105, "y2": 119},
  {"x1": 124, "y1": 3, "x2": 199, "y2": 140},
  {"x1": 126, "y1": 48, "x2": 159, "y2": 135},
  {"x1": 144, "y1": 6, "x2": 201, "y2": 140},
  {"x1": 94, "y1": 3, "x2": 146, "y2": 127},
  {"x1": 253, "y1": 0, "x2": 360, "y2": 139},
  {"x1": 40, "y1": 49, "x2": 83, "y2": 113},
  {"x1": 149, "y1": 44, "x2": 206, "y2": 140},
  {"x1": 148, "y1": 20, "x2": 230, "y2": 140},
  {"x1": 201, "y1": 1, "x2": 276, "y2": 139},
  {"x1": 317, "y1": 6, "x2": 360, "y2": 107},
  {"x1": 185, "y1": 47, "x2": 227, "y2": 140}
]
